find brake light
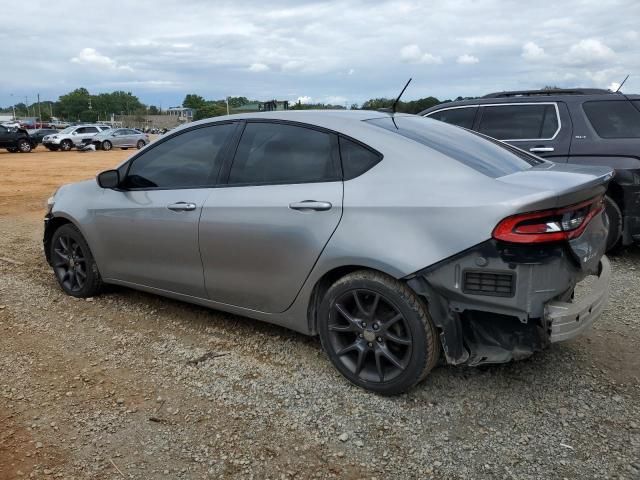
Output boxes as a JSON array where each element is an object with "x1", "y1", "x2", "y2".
[{"x1": 492, "y1": 196, "x2": 604, "y2": 243}]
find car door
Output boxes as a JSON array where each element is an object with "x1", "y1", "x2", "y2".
[
  {"x1": 199, "y1": 121, "x2": 343, "y2": 313},
  {"x1": 91, "y1": 122, "x2": 237, "y2": 297},
  {"x1": 110, "y1": 129, "x2": 126, "y2": 147},
  {"x1": 0, "y1": 126, "x2": 9, "y2": 147},
  {"x1": 475, "y1": 103, "x2": 572, "y2": 161}
]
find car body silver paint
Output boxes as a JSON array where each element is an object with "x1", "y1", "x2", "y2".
[
  {"x1": 48, "y1": 111, "x2": 613, "y2": 336},
  {"x1": 93, "y1": 128, "x2": 148, "y2": 148}
]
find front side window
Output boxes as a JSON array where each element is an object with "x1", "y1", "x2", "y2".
[
  {"x1": 428, "y1": 107, "x2": 477, "y2": 129},
  {"x1": 583, "y1": 100, "x2": 640, "y2": 138},
  {"x1": 478, "y1": 104, "x2": 558, "y2": 140},
  {"x1": 122, "y1": 123, "x2": 236, "y2": 189},
  {"x1": 228, "y1": 122, "x2": 338, "y2": 185}
]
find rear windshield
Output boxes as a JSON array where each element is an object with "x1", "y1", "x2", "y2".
[
  {"x1": 365, "y1": 116, "x2": 544, "y2": 178},
  {"x1": 583, "y1": 100, "x2": 640, "y2": 138}
]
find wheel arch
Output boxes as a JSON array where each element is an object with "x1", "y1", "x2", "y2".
[
  {"x1": 43, "y1": 215, "x2": 91, "y2": 265},
  {"x1": 306, "y1": 264, "x2": 401, "y2": 335}
]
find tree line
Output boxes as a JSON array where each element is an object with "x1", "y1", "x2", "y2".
[{"x1": 1, "y1": 87, "x2": 478, "y2": 122}]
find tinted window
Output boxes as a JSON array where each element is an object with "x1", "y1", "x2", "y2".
[
  {"x1": 583, "y1": 100, "x2": 640, "y2": 138},
  {"x1": 428, "y1": 107, "x2": 477, "y2": 129},
  {"x1": 478, "y1": 104, "x2": 558, "y2": 140},
  {"x1": 339, "y1": 137, "x2": 382, "y2": 180},
  {"x1": 229, "y1": 122, "x2": 338, "y2": 185},
  {"x1": 366, "y1": 116, "x2": 541, "y2": 178},
  {"x1": 122, "y1": 123, "x2": 235, "y2": 189}
]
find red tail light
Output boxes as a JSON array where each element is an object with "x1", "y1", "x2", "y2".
[{"x1": 492, "y1": 196, "x2": 604, "y2": 244}]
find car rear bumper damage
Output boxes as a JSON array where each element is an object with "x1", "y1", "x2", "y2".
[
  {"x1": 406, "y1": 217, "x2": 610, "y2": 366},
  {"x1": 545, "y1": 256, "x2": 610, "y2": 342}
]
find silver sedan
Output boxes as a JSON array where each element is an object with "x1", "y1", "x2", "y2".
[
  {"x1": 92, "y1": 128, "x2": 149, "y2": 151},
  {"x1": 44, "y1": 111, "x2": 612, "y2": 394}
]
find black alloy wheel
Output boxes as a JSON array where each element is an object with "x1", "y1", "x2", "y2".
[
  {"x1": 319, "y1": 270, "x2": 440, "y2": 395},
  {"x1": 50, "y1": 224, "x2": 102, "y2": 297},
  {"x1": 17, "y1": 139, "x2": 32, "y2": 153}
]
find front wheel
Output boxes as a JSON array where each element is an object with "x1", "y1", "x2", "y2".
[
  {"x1": 318, "y1": 270, "x2": 440, "y2": 395},
  {"x1": 50, "y1": 224, "x2": 103, "y2": 298},
  {"x1": 60, "y1": 139, "x2": 73, "y2": 151},
  {"x1": 17, "y1": 139, "x2": 32, "y2": 153},
  {"x1": 102, "y1": 140, "x2": 112, "y2": 151},
  {"x1": 136, "y1": 140, "x2": 145, "y2": 149}
]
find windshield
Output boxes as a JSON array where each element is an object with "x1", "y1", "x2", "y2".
[
  {"x1": 59, "y1": 126, "x2": 76, "y2": 134},
  {"x1": 366, "y1": 116, "x2": 544, "y2": 178}
]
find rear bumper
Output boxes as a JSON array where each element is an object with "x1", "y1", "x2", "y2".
[{"x1": 545, "y1": 256, "x2": 610, "y2": 342}]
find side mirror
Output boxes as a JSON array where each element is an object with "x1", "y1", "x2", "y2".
[
  {"x1": 97, "y1": 169, "x2": 120, "y2": 189},
  {"x1": 72, "y1": 131, "x2": 77, "y2": 135}
]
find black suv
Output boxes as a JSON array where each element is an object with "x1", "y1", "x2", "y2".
[
  {"x1": 0, "y1": 124, "x2": 37, "y2": 153},
  {"x1": 420, "y1": 88, "x2": 640, "y2": 251}
]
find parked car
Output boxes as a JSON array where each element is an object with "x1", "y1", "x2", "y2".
[
  {"x1": 42, "y1": 124, "x2": 110, "y2": 151},
  {"x1": 44, "y1": 111, "x2": 612, "y2": 394},
  {"x1": 29, "y1": 128, "x2": 59, "y2": 147},
  {"x1": 91, "y1": 128, "x2": 150, "y2": 151},
  {"x1": 420, "y1": 88, "x2": 640, "y2": 251},
  {"x1": 49, "y1": 119, "x2": 70, "y2": 129},
  {"x1": 0, "y1": 124, "x2": 37, "y2": 153}
]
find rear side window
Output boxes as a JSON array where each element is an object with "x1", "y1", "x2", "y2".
[
  {"x1": 366, "y1": 116, "x2": 541, "y2": 178},
  {"x1": 122, "y1": 123, "x2": 235, "y2": 189},
  {"x1": 339, "y1": 137, "x2": 382, "y2": 180},
  {"x1": 428, "y1": 107, "x2": 477, "y2": 129},
  {"x1": 229, "y1": 122, "x2": 338, "y2": 185},
  {"x1": 478, "y1": 104, "x2": 558, "y2": 140},
  {"x1": 583, "y1": 100, "x2": 640, "y2": 138}
]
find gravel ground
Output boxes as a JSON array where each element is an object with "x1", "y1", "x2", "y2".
[{"x1": 0, "y1": 148, "x2": 639, "y2": 479}]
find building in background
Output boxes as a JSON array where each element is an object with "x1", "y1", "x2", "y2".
[{"x1": 166, "y1": 107, "x2": 195, "y2": 121}]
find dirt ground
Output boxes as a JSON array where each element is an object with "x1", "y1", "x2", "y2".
[{"x1": 0, "y1": 147, "x2": 639, "y2": 479}]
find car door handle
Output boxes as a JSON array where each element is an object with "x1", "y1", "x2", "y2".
[
  {"x1": 529, "y1": 146, "x2": 555, "y2": 153},
  {"x1": 289, "y1": 200, "x2": 333, "y2": 211},
  {"x1": 167, "y1": 202, "x2": 197, "y2": 212}
]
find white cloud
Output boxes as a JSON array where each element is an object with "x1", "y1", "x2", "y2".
[
  {"x1": 456, "y1": 54, "x2": 479, "y2": 65},
  {"x1": 348, "y1": 68, "x2": 355, "y2": 75},
  {"x1": 248, "y1": 63, "x2": 269, "y2": 72},
  {"x1": 566, "y1": 39, "x2": 615, "y2": 66},
  {"x1": 521, "y1": 42, "x2": 545, "y2": 61},
  {"x1": 296, "y1": 95, "x2": 313, "y2": 104},
  {"x1": 608, "y1": 82, "x2": 620, "y2": 92},
  {"x1": 400, "y1": 44, "x2": 442, "y2": 64},
  {"x1": 70, "y1": 48, "x2": 132, "y2": 71}
]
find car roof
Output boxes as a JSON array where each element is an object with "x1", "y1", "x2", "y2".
[{"x1": 419, "y1": 89, "x2": 636, "y2": 114}]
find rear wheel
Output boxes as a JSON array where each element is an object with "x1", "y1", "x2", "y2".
[
  {"x1": 318, "y1": 270, "x2": 440, "y2": 395},
  {"x1": 50, "y1": 224, "x2": 103, "y2": 298},
  {"x1": 604, "y1": 195, "x2": 623, "y2": 252},
  {"x1": 102, "y1": 140, "x2": 112, "y2": 151},
  {"x1": 136, "y1": 140, "x2": 145, "y2": 149},
  {"x1": 17, "y1": 139, "x2": 32, "y2": 153},
  {"x1": 60, "y1": 139, "x2": 73, "y2": 151}
]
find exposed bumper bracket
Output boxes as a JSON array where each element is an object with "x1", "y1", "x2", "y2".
[{"x1": 545, "y1": 256, "x2": 610, "y2": 343}]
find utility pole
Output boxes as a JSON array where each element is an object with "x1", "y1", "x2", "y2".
[
  {"x1": 226, "y1": 97, "x2": 230, "y2": 115},
  {"x1": 10, "y1": 93, "x2": 16, "y2": 120},
  {"x1": 25, "y1": 96, "x2": 29, "y2": 117}
]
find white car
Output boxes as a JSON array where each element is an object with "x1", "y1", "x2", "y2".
[{"x1": 42, "y1": 125, "x2": 110, "y2": 151}]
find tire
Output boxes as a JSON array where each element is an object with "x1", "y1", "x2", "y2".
[
  {"x1": 318, "y1": 270, "x2": 440, "y2": 395},
  {"x1": 6, "y1": 147, "x2": 18, "y2": 153},
  {"x1": 50, "y1": 223, "x2": 103, "y2": 298},
  {"x1": 60, "y1": 139, "x2": 73, "y2": 151},
  {"x1": 604, "y1": 195, "x2": 623, "y2": 252},
  {"x1": 17, "y1": 138, "x2": 32, "y2": 153},
  {"x1": 102, "y1": 140, "x2": 112, "y2": 151},
  {"x1": 136, "y1": 140, "x2": 145, "y2": 149}
]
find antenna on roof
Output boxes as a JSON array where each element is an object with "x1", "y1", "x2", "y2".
[
  {"x1": 379, "y1": 78, "x2": 412, "y2": 114},
  {"x1": 614, "y1": 74, "x2": 629, "y2": 93}
]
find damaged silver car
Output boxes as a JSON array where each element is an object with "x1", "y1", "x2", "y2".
[{"x1": 44, "y1": 111, "x2": 612, "y2": 394}]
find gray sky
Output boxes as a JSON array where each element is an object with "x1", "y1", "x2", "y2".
[{"x1": 2, "y1": 0, "x2": 639, "y2": 108}]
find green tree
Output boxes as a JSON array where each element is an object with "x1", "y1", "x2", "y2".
[
  {"x1": 193, "y1": 103, "x2": 227, "y2": 121},
  {"x1": 58, "y1": 88, "x2": 91, "y2": 120},
  {"x1": 183, "y1": 94, "x2": 206, "y2": 110},
  {"x1": 148, "y1": 105, "x2": 160, "y2": 115}
]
